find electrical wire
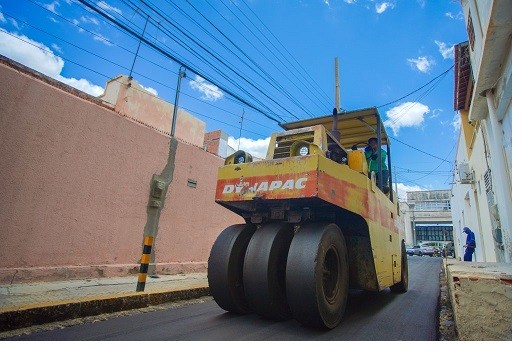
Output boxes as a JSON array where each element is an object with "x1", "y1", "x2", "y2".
[
  {"x1": 8, "y1": 0, "x2": 462, "y2": 166},
  {"x1": 0, "y1": 28, "x2": 113, "y2": 81},
  {"x1": 114, "y1": 1, "x2": 288, "y2": 121},
  {"x1": 49, "y1": 1, "x2": 285, "y2": 128},
  {"x1": 224, "y1": 0, "x2": 332, "y2": 112},
  {"x1": 238, "y1": 0, "x2": 333, "y2": 108},
  {"x1": 389, "y1": 135, "x2": 453, "y2": 164},
  {"x1": 179, "y1": 88, "x2": 278, "y2": 132},
  {"x1": 77, "y1": 0, "x2": 286, "y2": 125},
  {"x1": 180, "y1": 106, "x2": 268, "y2": 139},
  {"x1": 125, "y1": 0, "x2": 302, "y2": 121},
  {"x1": 166, "y1": 0, "x2": 318, "y2": 118},
  {"x1": 402, "y1": 143, "x2": 456, "y2": 183},
  {"x1": 377, "y1": 65, "x2": 454, "y2": 109},
  {"x1": 0, "y1": 9, "x2": 278, "y2": 137}
]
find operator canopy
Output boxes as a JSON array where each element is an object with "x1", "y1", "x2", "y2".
[{"x1": 280, "y1": 107, "x2": 389, "y2": 150}]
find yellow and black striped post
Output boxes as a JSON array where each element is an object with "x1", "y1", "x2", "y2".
[{"x1": 136, "y1": 235, "x2": 154, "y2": 292}]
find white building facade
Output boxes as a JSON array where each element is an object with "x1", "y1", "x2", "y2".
[
  {"x1": 450, "y1": 0, "x2": 511, "y2": 262},
  {"x1": 401, "y1": 190, "x2": 453, "y2": 250}
]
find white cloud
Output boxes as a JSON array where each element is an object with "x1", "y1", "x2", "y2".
[
  {"x1": 445, "y1": 11, "x2": 463, "y2": 20},
  {"x1": 81, "y1": 16, "x2": 99, "y2": 26},
  {"x1": 9, "y1": 18, "x2": 20, "y2": 29},
  {"x1": 96, "y1": 1, "x2": 122, "y2": 15},
  {"x1": 417, "y1": 0, "x2": 426, "y2": 8},
  {"x1": 189, "y1": 75, "x2": 224, "y2": 101},
  {"x1": 92, "y1": 32, "x2": 113, "y2": 46},
  {"x1": 384, "y1": 102, "x2": 430, "y2": 136},
  {"x1": 49, "y1": 16, "x2": 59, "y2": 23},
  {"x1": 430, "y1": 108, "x2": 442, "y2": 119},
  {"x1": 395, "y1": 183, "x2": 425, "y2": 201},
  {"x1": 452, "y1": 112, "x2": 461, "y2": 132},
  {"x1": 0, "y1": 7, "x2": 19, "y2": 29},
  {"x1": 323, "y1": 0, "x2": 330, "y2": 6},
  {"x1": 59, "y1": 76, "x2": 104, "y2": 96},
  {"x1": 138, "y1": 83, "x2": 158, "y2": 96},
  {"x1": 375, "y1": 2, "x2": 394, "y2": 14},
  {"x1": 44, "y1": 1, "x2": 61, "y2": 14},
  {"x1": 407, "y1": 56, "x2": 434, "y2": 73},
  {"x1": 0, "y1": 30, "x2": 104, "y2": 97},
  {"x1": 434, "y1": 40, "x2": 454, "y2": 59},
  {"x1": 0, "y1": 31, "x2": 63, "y2": 77},
  {"x1": 51, "y1": 43, "x2": 62, "y2": 53},
  {"x1": 343, "y1": 0, "x2": 357, "y2": 4},
  {"x1": 227, "y1": 136, "x2": 270, "y2": 159},
  {"x1": 71, "y1": 18, "x2": 85, "y2": 32}
]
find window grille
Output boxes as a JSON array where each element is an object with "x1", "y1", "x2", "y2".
[{"x1": 467, "y1": 12, "x2": 475, "y2": 50}]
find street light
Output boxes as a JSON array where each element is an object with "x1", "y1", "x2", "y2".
[{"x1": 408, "y1": 203, "x2": 416, "y2": 245}]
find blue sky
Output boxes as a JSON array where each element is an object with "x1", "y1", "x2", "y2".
[{"x1": 0, "y1": 0, "x2": 483, "y2": 199}]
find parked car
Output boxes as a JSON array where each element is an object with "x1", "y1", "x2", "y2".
[
  {"x1": 409, "y1": 245, "x2": 422, "y2": 256},
  {"x1": 406, "y1": 245, "x2": 415, "y2": 256},
  {"x1": 420, "y1": 245, "x2": 440, "y2": 257}
]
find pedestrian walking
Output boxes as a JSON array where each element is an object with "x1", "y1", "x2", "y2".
[{"x1": 463, "y1": 227, "x2": 476, "y2": 261}]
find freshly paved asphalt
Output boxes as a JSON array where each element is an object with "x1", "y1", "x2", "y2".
[{"x1": 3, "y1": 256, "x2": 443, "y2": 341}]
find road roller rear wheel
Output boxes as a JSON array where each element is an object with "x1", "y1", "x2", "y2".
[
  {"x1": 286, "y1": 223, "x2": 349, "y2": 329},
  {"x1": 390, "y1": 241, "x2": 409, "y2": 293},
  {"x1": 208, "y1": 224, "x2": 257, "y2": 314},
  {"x1": 243, "y1": 223, "x2": 295, "y2": 320}
]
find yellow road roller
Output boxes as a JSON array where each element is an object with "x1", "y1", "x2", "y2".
[{"x1": 208, "y1": 107, "x2": 408, "y2": 329}]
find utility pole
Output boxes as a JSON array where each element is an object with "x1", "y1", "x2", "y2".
[
  {"x1": 394, "y1": 166, "x2": 398, "y2": 196},
  {"x1": 137, "y1": 66, "x2": 186, "y2": 291},
  {"x1": 171, "y1": 66, "x2": 187, "y2": 138},
  {"x1": 332, "y1": 57, "x2": 341, "y2": 141},
  {"x1": 129, "y1": 16, "x2": 149, "y2": 80},
  {"x1": 334, "y1": 57, "x2": 340, "y2": 113},
  {"x1": 238, "y1": 109, "x2": 245, "y2": 150},
  {"x1": 409, "y1": 203, "x2": 416, "y2": 245}
]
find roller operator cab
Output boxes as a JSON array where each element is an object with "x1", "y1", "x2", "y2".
[{"x1": 208, "y1": 107, "x2": 408, "y2": 329}]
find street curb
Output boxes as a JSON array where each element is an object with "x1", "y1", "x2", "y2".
[
  {"x1": 438, "y1": 260, "x2": 457, "y2": 340},
  {"x1": 0, "y1": 287, "x2": 209, "y2": 332}
]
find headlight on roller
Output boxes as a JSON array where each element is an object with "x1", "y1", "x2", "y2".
[
  {"x1": 225, "y1": 150, "x2": 253, "y2": 165},
  {"x1": 299, "y1": 145, "x2": 309, "y2": 156},
  {"x1": 290, "y1": 140, "x2": 322, "y2": 157}
]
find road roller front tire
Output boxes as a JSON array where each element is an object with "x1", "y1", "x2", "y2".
[
  {"x1": 208, "y1": 224, "x2": 257, "y2": 314},
  {"x1": 286, "y1": 223, "x2": 349, "y2": 329}
]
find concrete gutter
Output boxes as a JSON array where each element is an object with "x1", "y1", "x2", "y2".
[
  {"x1": 0, "y1": 274, "x2": 210, "y2": 332},
  {"x1": 0, "y1": 287, "x2": 209, "y2": 332}
]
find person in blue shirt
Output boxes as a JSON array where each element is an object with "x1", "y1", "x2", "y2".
[{"x1": 463, "y1": 227, "x2": 476, "y2": 261}]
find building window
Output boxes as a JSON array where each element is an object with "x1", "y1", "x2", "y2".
[
  {"x1": 415, "y1": 225, "x2": 453, "y2": 243},
  {"x1": 414, "y1": 201, "x2": 451, "y2": 211},
  {"x1": 467, "y1": 11, "x2": 475, "y2": 50}
]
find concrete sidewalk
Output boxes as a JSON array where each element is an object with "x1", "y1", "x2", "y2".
[
  {"x1": 0, "y1": 273, "x2": 209, "y2": 332},
  {"x1": 442, "y1": 259, "x2": 512, "y2": 340}
]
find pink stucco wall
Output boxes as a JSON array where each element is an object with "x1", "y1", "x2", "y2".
[
  {"x1": 100, "y1": 75, "x2": 206, "y2": 147},
  {"x1": 0, "y1": 58, "x2": 243, "y2": 284}
]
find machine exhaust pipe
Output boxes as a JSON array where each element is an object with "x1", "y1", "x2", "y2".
[{"x1": 332, "y1": 107, "x2": 341, "y2": 142}]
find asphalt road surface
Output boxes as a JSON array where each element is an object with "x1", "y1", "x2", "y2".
[{"x1": 8, "y1": 256, "x2": 442, "y2": 341}]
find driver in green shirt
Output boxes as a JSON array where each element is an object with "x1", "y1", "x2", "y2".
[{"x1": 364, "y1": 137, "x2": 389, "y2": 192}]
